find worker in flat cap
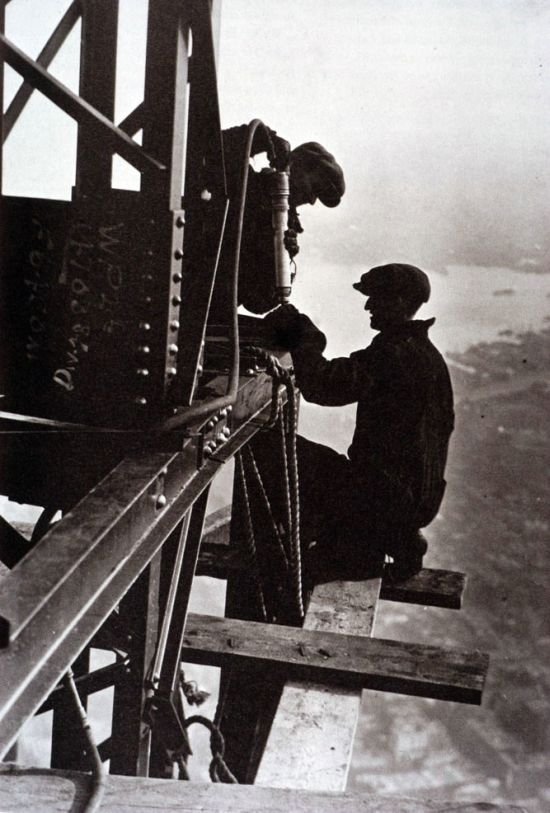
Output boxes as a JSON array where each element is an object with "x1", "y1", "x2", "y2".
[
  {"x1": 208, "y1": 126, "x2": 345, "y2": 321},
  {"x1": 257, "y1": 262, "x2": 455, "y2": 585}
]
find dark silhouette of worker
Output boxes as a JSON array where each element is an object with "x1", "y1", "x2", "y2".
[
  {"x1": 209, "y1": 125, "x2": 345, "y2": 321},
  {"x1": 260, "y1": 263, "x2": 455, "y2": 584}
]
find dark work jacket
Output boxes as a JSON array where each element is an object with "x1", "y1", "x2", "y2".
[{"x1": 292, "y1": 318, "x2": 455, "y2": 544}]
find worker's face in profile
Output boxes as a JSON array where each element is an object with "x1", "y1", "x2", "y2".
[
  {"x1": 364, "y1": 291, "x2": 411, "y2": 331},
  {"x1": 289, "y1": 161, "x2": 320, "y2": 207}
]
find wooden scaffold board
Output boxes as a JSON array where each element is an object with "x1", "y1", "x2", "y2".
[{"x1": 0, "y1": 765, "x2": 527, "y2": 813}]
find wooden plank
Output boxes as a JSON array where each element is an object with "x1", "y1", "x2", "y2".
[
  {"x1": 202, "y1": 504, "x2": 232, "y2": 546},
  {"x1": 0, "y1": 765, "x2": 527, "y2": 812},
  {"x1": 380, "y1": 568, "x2": 466, "y2": 610},
  {"x1": 195, "y1": 514, "x2": 466, "y2": 609},
  {"x1": 182, "y1": 613, "x2": 488, "y2": 705},
  {"x1": 256, "y1": 579, "x2": 380, "y2": 791}
]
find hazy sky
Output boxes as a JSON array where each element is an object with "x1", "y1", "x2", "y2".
[
  {"x1": 4, "y1": 0, "x2": 548, "y2": 269},
  {"x1": 3, "y1": 0, "x2": 549, "y2": 332},
  {"x1": 218, "y1": 0, "x2": 549, "y2": 273}
]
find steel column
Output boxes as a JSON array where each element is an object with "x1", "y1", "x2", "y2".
[
  {"x1": 76, "y1": 0, "x2": 119, "y2": 197},
  {"x1": 215, "y1": 438, "x2": 286, "y2": 783},
  {"x1": 141, "y1": 0, "x2": 189, "y2": 206},
  {"x1": 175, "y1": 0, "x2": 228, "y2": 406},
  {"x1": 110, "y1": 558, "x2": 162, "y2": 776},
  {"x1": 149, "y1": 488, "x2": 210, "y2": 777}
]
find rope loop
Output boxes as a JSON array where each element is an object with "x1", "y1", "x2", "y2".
[{"x1": 182, "y1": 715, "x2": 238, "y2": 784}]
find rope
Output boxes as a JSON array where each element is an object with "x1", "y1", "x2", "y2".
[
  {"x1": 244, "y1": 346, "x2": 304, "y2": 622},
  {"x1": 182, "y1": 715, "x2": 238, "y2": 784},
  {"x1": 235, "y1": 452, "x2": 268, "y2": 621},
  {"x1": 283, "y1": 378, "x2": 304, "y2": 621},
  {"x1": 242, "y1": 444, "x2": 289, "y2": 572}
]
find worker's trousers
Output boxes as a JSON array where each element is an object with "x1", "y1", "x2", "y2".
[{"x1": 250, "y1": 428, "x2": 386, "y2": 584}]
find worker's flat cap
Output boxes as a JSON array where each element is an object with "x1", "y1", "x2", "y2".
[
  {"x1": 353, "y1": 263, "x2": 431, "y2": 302},
  {"x1": 291, "y1": 142, "x2": 345, "y2": 207}
]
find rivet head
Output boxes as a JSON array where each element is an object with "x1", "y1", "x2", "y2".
[
  {"x1": 172, "y1": 295, "x2": 182, "y2": 307},
  {"x1": 134, "y1": 396, "x2": 147, "y2": 405},
  {"x1": 219, "y1": 408, "x2": 227, "y2": 418},
  {"x1": 170, "y1": 320, "x2": 180, "y2": 331},
  {"x1": 144, "y1": 296, "x2": 152, "y2": 304},
  {"x1": 173, "y1": 271, "x2": 182, "y2": 283},
  {"x1": 206, "y1": 419, "x2": 215, "y2": 430},
  {"x1": 156, "y1": 494, "x2": 167, "y2": 509},
  {"x1": 223, "y1": 427, "x2": 231, "y2": 438},
  {"x1": 139, "y1": 345, "x2": 150, "y2": 354},
  {"x1": 175, "y1": 215, "x2": 185, "y2": 228},
  {"x1": 139, "y1": 322, "x2": 151, "y2": 331},
  {"x1": 201, "y1": 189, "x2": 212, "y2": 201},
  {"x1": 226, "y1": 405, "x2": 233, "y2": 414},
  {"x1": 137, "y1": 368, "x2": 149, "y2": 377},
  {"x1": 168, "y1": 343, "x2": 178, "y2": 355},
  {"x1": 196, "y1": 364, "x2": 203, "y2": 375},
  {"x1": 174, "y1": 249, "x2": 184, "y2": 260},
  {"x1": 167, "y1": 367, "x2": 177, "y2": 376}
]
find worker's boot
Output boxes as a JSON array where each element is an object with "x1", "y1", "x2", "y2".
[{"x1": 386, "y1": 531, "x2": 427, "y2": 582}]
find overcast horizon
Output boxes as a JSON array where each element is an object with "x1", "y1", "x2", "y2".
[{"x1": 3, "y1": 0, "x2": 549, "y2": 278}]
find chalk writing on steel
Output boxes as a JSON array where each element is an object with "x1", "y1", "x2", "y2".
[
  {"x1": 24, "y1": 217, "x2": 54, "y2": 362},
  {"x1": 53, "y1": 219, "x2": 126, "y2": 393}
]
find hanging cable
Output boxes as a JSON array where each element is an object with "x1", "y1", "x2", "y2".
[
  {"x1": 62, "y1": 668, "x2": 107, "y2": 813},
  {"x1": 162, "y1": 119, "x2": 273, "y2": 431}
]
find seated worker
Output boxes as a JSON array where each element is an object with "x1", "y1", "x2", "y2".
[
  {"x1": 209, "y1": 125, "x2": 345, "y2": 320},
  {"x1": 259, "y1": 263, "x2": 455, "y2": 584}
]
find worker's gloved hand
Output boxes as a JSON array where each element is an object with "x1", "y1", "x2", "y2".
[
  {"x1": 263, "y1": 305, "x2": 326, "y2": 353},
  {"x1": 269, "y1": 134, "x2": 291, "y2": 171}
]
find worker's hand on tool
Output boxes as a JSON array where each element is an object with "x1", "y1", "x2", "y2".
[
  {"x1": 263, "y1": 305, "x2": 326, "y2": 353},
  {"x1": 270, "y1": 134, "x2": 291, "y2": 171}
]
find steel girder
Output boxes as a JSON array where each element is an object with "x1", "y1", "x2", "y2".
[{"x1": 0, "y1": 370, "x2": 280, "y2": 759}]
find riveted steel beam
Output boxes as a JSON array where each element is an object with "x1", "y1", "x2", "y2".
[{"x1": 0, "y1": 370, "x2": 280, "y2": 759}]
